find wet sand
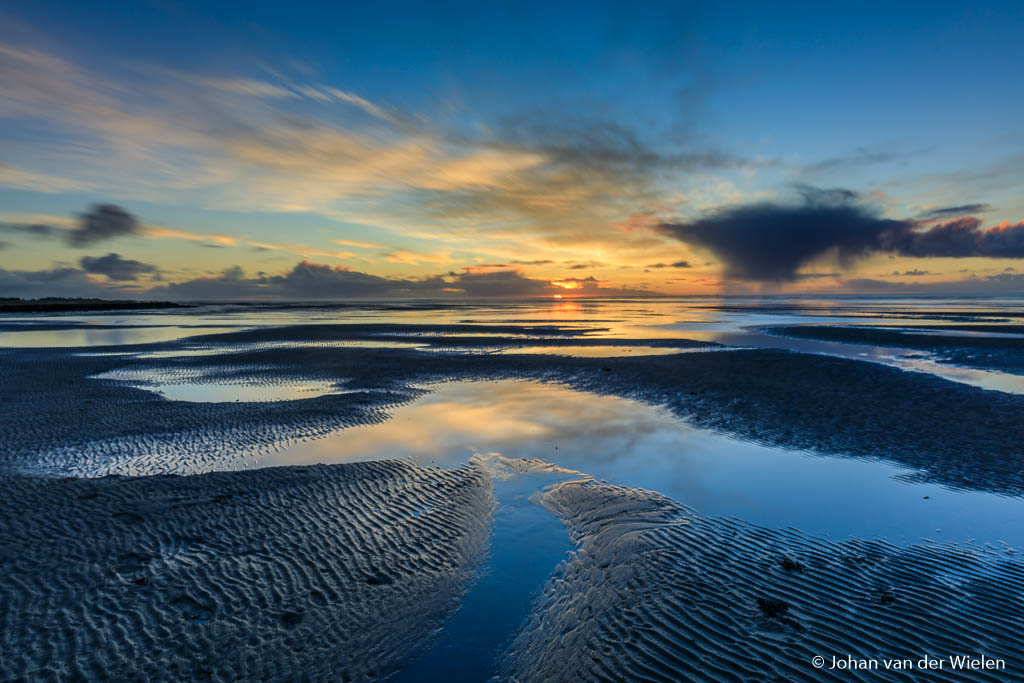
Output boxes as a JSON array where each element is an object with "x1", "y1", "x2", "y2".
[
  {"x1": 1, "y1": 299, "x2": 1022, "y2": 680},
  {"x1": 501, "y1": 481, "x2": 1023, "y2": 681},
  {"x1": 0, "y1": 461, "x2": 493, "y2": 680}
]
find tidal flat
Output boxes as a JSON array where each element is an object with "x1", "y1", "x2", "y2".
[{"x1": 1, "y1": 296, "x2": 1023, "y2": 681}]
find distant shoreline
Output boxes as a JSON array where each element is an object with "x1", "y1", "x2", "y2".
[{"x1": 0, "y1": 298, "x2": 189, "y2": 313}]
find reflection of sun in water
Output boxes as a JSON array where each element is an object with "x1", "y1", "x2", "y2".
[{"x1": 550, "y1": 299, "x2": 583, "y2": 315}]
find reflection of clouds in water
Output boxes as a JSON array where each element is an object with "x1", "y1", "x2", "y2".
[
  {"x1": 271, "y1": 380, "x2": 1024, "y2": 549},
  {"x1": 0, "y1": 326, "x2": 239, "y2": 348},
  {"x1": 890, "y1": 356, "x2": 1024, "y2": 394},
  {"x1": 497, "y1": 345, "x2": 688, "y2": 357}
]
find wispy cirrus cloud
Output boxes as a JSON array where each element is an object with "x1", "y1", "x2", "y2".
[
  {"x1": 191, "y1": 77, "x2": 400, "y2": 124},
  {"x1": 144, "y1": 225, "x2": 239, "y2": 246},
  {"x1": 0, "y1": 36, "x2": 752, "y2": 268}
]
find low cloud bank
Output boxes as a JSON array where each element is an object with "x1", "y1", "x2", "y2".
[
  {"x1": 0, "y1": 261, "x2": 658, "y2": 301},
  {"x1": 145, "y1": 262, "x2": 651, "y2": 300}
]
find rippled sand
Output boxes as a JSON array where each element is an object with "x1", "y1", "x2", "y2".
[
  {"x1": 1, "y1": 303, "x2": 1022, "y2": 680},
  {"x1": 0, "y1": 461, "x2": 494, "y2": 680}
]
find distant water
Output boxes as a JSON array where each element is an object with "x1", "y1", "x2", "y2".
[{"x1": 5, "y1": 295, "x2": 1023, "y2": 391}]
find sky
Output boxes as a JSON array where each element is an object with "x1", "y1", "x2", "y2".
[{"x1": 1, "y1": 0, "x2": 1023, "y2": 299}]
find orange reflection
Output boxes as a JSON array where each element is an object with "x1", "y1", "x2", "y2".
[{"x1": 549, "y1": 299, "x2": 583, "y2": 315}]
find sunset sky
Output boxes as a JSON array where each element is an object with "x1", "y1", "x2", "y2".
[{"x1": 1, "y1": 1, "x2": 1023, "y2": 299}]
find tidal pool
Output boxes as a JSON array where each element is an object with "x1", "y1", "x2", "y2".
[
  {"x1": 495, "y1": 344, "x2": 695, "y2": 357},
  {"x1": 0, "y1": 325, "x2": 240, "y2": 348},
  {"x1": 255, "y1": 378, "x2": 1024, "y2": 679},
  {"x1": 266, "y1": 379, "x2": 1024, "y2": 549}
]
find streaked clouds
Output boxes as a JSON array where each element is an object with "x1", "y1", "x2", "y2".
[{"x1": 1, "y1": 2, "x2": 1024, "y2": 298}]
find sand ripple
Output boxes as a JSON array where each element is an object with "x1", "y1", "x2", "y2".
[
  {"x1": 501, "y1": 481, "x2": 1024, "y2": 681},
  {"x1": 0, "y1": 460, "x2": 494, "y2": 681}
]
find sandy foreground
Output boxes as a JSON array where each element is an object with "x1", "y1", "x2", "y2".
[
  {"x1": 2, "y1": 321, "x2": 1023, "y2": 680},
  {"x1": 0, "y1": 462, "x2": 494, "y2": 680}
]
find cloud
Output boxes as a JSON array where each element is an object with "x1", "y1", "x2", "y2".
[
  {"x1": 917, "y1": 203, "x2": 995, "y2": 219},
  {"x1": 411, "y1": 116, "x2": 765, "y2": 249},
  {"x1": 880, "y1": 218, "x2": 1024, "y2": 259},
  {"x1": 143, "y1": 261, "x2": 658, "y2": 300},
  {"x1": 332, "y1": 238, "x2": 388, "y2": 249},
  {"x1": 0, "y1": 162, "x2": 93, "y2": 193},
  {"x1": 0, "y1": 222, "x2": 56, "y2": 239},
  {"x1": 67, "y1": 204, "x2": 140, "y2": 247},
  {"x1": 145, "y1": 226, "x2": 238, "y2": 246},
  {"x1": 549, "y1": 275, "x2": 655, "y2": 297},
  {"x1": 659, "y1": 187, "x2": 1024, "y2": 281},
  {"x1": 0, "y1": 39, "x2": 758, "y2": 264},
  {"x1": 986, "y1": 272, "x2": 1024, "y2": 283},
  {"x1": 510, "y1": 259, "x2": 554, "y2": 265},
  {"x1": 794, "y1": 272, "x2": 839, "y2": 279},
  {"x1": 658, "y1": 188, "x2": 905, "y2": 281},
  {"x1": 149, "y1": 261, "x2": 449, "y2": 300},
  {"x1": 192, "y1": 77, "x2": 399, "y2": 124},
  {"x1": 450, "y1": 269, "x2": 553, "y2": 298},
  {"x1": 0, "y1": 267, "x2": 126, "y2": 298},
  {"x1": 645, "y1": 261, "x2": 691, "y2": 269},
  {"x1": 842, "y1": 275, "x2": 1024, "y2": 295},
  {"x1": 801, "y1": 148, "x2": 907, "y2": 175},
  {"x1": 79, "y1": 253, "x2": 159, "y2": 281}
]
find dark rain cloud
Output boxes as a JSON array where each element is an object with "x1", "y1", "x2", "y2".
[
  {"x1": 659, "y1": 188, "x2": 1024, "y2": 281},
  {"x1": 79, "y1": 253, "x2": 159, "y2": 281},
  {"x1": 67, "y1": 204, "x2": 140, "y2": 247}
]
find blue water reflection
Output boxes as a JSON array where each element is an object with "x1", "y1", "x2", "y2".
[{"x1": 269, "y1": 380, "x2": 1024, "y2": 550}]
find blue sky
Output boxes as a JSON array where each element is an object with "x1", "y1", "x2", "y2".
[{"x1": 1, "y1": 0, "x2": 1023, "y2": 298}]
